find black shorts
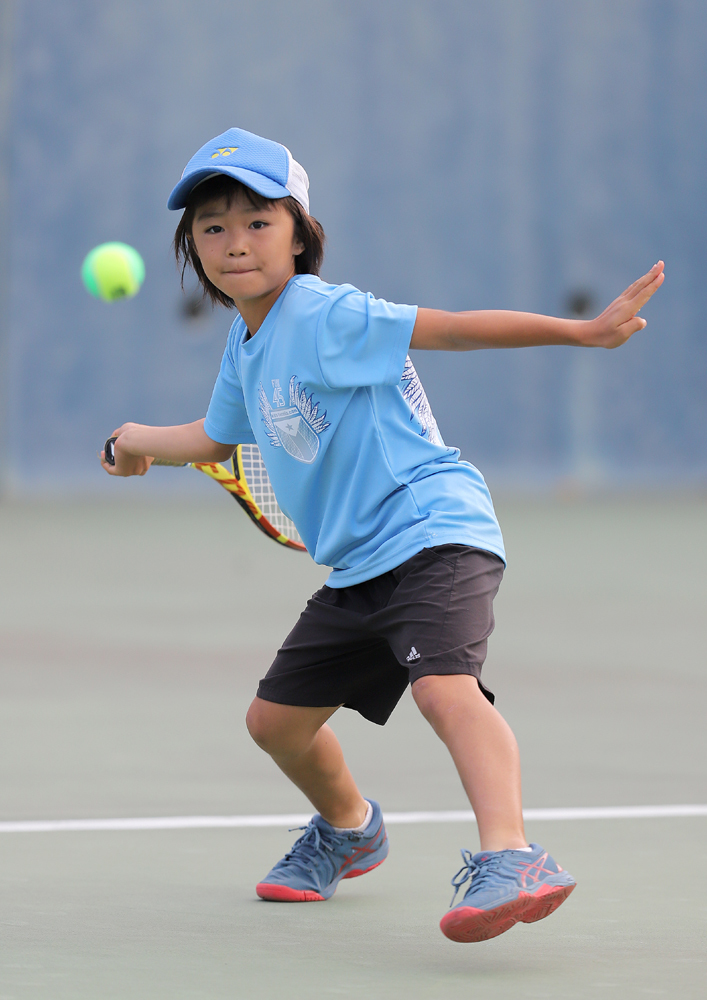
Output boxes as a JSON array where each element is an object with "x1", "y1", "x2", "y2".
[{"x1": 257, "y1": 544, "x2": 504, "y2": 726}]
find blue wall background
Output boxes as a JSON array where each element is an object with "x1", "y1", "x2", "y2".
[{"x1": 3, "y1": 0, "x2": 706, "y2": 492}]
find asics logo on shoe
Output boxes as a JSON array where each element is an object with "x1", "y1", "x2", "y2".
[
  {"x1": 513, "y1": 852, "x2": 558, "y2": 887},
  {"x1": 406, "y1": 646, "x2": 421, "y2": 662},
  {"x1": 335, "y1": 823, "x2": 387, "y2": 877}
]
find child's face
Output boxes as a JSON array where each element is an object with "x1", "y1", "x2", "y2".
[{"x1": 190, "y1": 192, "x2": 304, "y2": 308}]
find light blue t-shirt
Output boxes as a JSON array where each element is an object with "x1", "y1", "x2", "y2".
[{"x1": 204, "y1": 274, "x2": 505, "y2": 587}]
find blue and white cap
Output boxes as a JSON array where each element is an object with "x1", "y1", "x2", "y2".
[{"x1": 168, "y1": 127, "x2": 310, "y2": 213}]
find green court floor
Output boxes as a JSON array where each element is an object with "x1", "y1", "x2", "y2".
[{"x1": 1, "y1": 495, "x2": 706, "y2": 998}]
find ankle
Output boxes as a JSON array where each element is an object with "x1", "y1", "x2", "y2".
[
  {"x1": 320, "y1": 797, "x2": 369, "y2": 830},
  {"x1": 479, "y1": 835, "x2": 528, "y2": 852},
  {"x1": 331, "y1": 800, "x2": 373, "y2": 833}
]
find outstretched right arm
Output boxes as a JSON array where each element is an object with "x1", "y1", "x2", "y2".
[{"x1": 100, "y1": 418, "x2": 236, "y2": 477}]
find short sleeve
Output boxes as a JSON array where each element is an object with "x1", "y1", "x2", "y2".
[
  {"x1": 316, "y1": 287, "x2": 417, "y2": 390},
  {"x1": 203, "y1": 338, "x2": 256, "y2": 445}
]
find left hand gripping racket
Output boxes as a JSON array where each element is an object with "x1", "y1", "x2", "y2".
[{"x1": 104, "y1": 437, "x2": 306, "y2": 552}]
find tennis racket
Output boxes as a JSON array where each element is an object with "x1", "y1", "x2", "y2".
[{"x1": 104, "y1": 437, "x2": 306, "y2": 552}]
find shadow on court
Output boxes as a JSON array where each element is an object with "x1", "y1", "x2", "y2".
[{"x1": 1, "y1": 495, "x2": 706, "y2": 998}]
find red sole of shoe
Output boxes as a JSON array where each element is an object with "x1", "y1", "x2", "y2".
[
  {"x1": 256, "y1": 857, "x2": 387, "y2": 901},
  {"x1": 256, "y1": 883, "x2": 325, "y2": 902},
  {"x1": 440, "y1": 882, "x2": 576, "y2": 943}
]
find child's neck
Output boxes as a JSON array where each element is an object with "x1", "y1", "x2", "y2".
[{"x1": 233, "y1": 274, "x2": 295, "y2": 335}]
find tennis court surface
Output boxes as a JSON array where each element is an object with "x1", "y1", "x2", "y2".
[{"x1": 1, "y1": 494, "x2": 705, "y2": 998}]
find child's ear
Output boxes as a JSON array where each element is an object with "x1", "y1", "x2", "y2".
[{"x1": 293, "y1": 240, "x2": 305, "y2": 256}]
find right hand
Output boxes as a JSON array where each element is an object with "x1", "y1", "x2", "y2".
[{"x1": 100, "y1": 423, "x2": 154, "y2": 477}]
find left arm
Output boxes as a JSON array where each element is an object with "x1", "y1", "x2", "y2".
[{"x1": 410, "y1": 261, "x2": 665, "y2": 351}]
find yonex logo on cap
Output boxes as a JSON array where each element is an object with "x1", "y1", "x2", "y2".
[{"x1": 211, "y1": 147, "x2": 238, "y2": 159}]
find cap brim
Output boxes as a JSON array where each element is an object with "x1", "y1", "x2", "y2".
[{"x1": 167, "y1": 166, "x2": 290, "y2": 210}]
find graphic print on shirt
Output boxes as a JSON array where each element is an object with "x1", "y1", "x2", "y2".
[
  {"x1": 259, "y1": 376, "x2": 331, "y2": 464},
  {"x1": 400, "y1": 357, "x2": 440, "y2": 444}
]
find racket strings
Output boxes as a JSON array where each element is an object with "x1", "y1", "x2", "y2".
[{"x1": 239, "y1": 445, "x2": 303, "y2": 544}]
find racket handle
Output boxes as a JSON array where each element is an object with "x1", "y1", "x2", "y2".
[
  {"x1": 104, "y1": 436, "x2": 117, "y2": 466},
  {"x1": 103, "y1": 435, "x2": 189, "y2": 468}
]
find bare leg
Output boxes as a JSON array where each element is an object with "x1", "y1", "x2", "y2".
[
  {"x1": 412, "y1": 674, "x2": 527, "y2": 852},
  {"x1": 246, "y1": 697, "x2": 368, "y2": 829}
]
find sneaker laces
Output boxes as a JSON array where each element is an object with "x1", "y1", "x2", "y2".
[
  {"x1": 280, "y1": 821, "x2": 348, "y2": 876},
  {"x1": 449, "y1": 848, "x2": 506, "y2": 907}
]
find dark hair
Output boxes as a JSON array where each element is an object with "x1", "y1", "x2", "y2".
[{"x1": 173, "y1": 174, "x2": 326, "y2": 309}]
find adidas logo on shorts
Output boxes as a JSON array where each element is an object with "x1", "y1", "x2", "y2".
[{"x1": 406, "y1": 646, "x2": 421, "y2": 662}]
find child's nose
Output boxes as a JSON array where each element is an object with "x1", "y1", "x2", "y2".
[{"x1": 227, "y1": 242, "x2": 248, "y2": 256}]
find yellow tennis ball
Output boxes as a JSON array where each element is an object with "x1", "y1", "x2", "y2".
[{"x1": 81, "y1": 242, "x2": 145, "y2": 302}]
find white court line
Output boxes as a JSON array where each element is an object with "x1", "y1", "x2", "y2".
[{"x1": 1, "y1": 804, "x2": 706, "y2": 833}]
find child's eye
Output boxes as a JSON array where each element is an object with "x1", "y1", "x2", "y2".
[
  {"x1": 250, "y1": 220, "x2": 267, "y2": 230},
  {"x1": 205, "y1": 225, "x2": 224, "y2": 234}
]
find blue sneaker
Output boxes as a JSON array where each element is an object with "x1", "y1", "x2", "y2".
[
  {"x1": 256, "y1": 799, "x2": 389, "y2": 902},
  {"x1": 440, "y1": 844, "x2": 576, "y2": 942}
]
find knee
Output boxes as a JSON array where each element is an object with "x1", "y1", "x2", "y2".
[
  {"x1": 411, "y1": 674, "x2": 445, "y2": 723},
  {"x1": 245, "y1": 698, "x2": 312, "y2": 758},
  {"x1": 411, "y1": 673, "x2": 483, "y2": 727},
  {"x1": 245, "y1": 698, "x2": 284, "y2": 753}
]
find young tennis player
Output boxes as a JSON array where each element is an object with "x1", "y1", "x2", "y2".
[{"x1": 102, "y1": 128, "x2": 664, "y2": 942}]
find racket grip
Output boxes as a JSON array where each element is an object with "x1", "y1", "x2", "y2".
[
  {"x1": 104, "y1": 436, "x2": 117, "y2": 466},
  {"x1": 104, "y1": 436, "x2": 189, "y2": 469}
]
